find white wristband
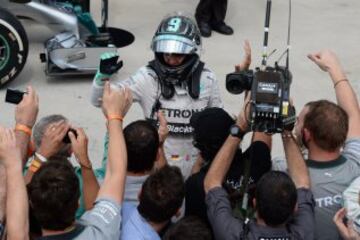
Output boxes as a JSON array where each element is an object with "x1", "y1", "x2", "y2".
[{"x1": 35, "y1": 152, "x2": 48, "y2": 163}]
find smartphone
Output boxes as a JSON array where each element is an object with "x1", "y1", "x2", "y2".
[
  {"x1": 63, "y1": 129, "x2": 78, "y2": 144},
  {"x1": 5, "y1": 88, "x2": 26, "y2": 104}
]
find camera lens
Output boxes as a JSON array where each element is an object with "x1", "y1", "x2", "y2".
[
  {"x1": 226, "y1": 80, "x2": 245, "y2": 94},
  {"x1": 226, "y1": 71, "x2": 253, "y2": 95}
]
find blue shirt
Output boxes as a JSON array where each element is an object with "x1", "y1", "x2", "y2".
[{"x1": 120, "y1": 202, "x2": 160, "y2": 240}]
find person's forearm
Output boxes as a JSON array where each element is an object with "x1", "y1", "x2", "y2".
[
  {"x1": 81, "y1": 163, "x2": 100, "y2": 210},
  {"x1": 24, "y1": 170, "x2": 35, "y2": 185},
  {"x1": 108, "y1": 122, "x2": 127, "y2": 176},
  {"x1": 100, "y1": 121, "x2": 127, "y2": 203},
  {"x1": 6, "y1": 163, "x2": 29, "y2": 240},
  {"x1": 191, "y1": 155, "x2": 204, "y2": 175},
  {"x1": 329, "y1": 67, "x2": 360, "y2": 116},
  {"x1": 282, "y1": 134, "x2": 310, "y2": 189},
  {"x1": 154, "y1": 145, "x2": 167, "y2": 170},
  {"x1": 0, "y1": 166, "x2": 6, "y2": 223},
  {"x1": 90, "y1": 81, "x2": 106, "y2": 107},
  {"x1": 204, "y1": 136, "x2": 241, "y2": 193},
  {"x1": 15, "y1": 132, "x2": 30, "y2": 167},
  {"x1": 329, "y1": 68, "x2": 360, "y2": 138}
]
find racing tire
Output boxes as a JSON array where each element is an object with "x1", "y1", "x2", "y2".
[{"x1": 0, "y1": 7, "x2": 29, "y2": 86}]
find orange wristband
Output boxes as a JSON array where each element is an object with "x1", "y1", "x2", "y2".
[
  {"x1": 107, "y1": 114, "x2": 123, "y2": 122},
  {"x1": 29, "y1": 165, "x2": 39, "y2": 173},
  {"x1": 29, "y1": 159, "x2": 42, "y2": 173},
  {"x1": 31, "y1": 159, "x2": 42, "y2": 168},
  {"x1": 15, "y1": 124, "x2": 32, "y2": 136}
]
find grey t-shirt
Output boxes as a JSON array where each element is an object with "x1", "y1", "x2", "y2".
[
  {"x1": 307, "y1": 138, "x2": 360, "y2": 240},
  {"x1": 37, "y1": 198, "x2": 122, "y2": 240},
  {"x1": 206, "y1": 187, "x2": 315, "y2": 240},
  {"x1": 124, "y1": 175, "x2": 149, "y2": 205}
]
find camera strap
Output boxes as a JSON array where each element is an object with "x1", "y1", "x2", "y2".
[{"x1": 238, "y1": 144, "x2": 254, "y2": 218}]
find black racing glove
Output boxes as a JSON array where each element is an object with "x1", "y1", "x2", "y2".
[{"x1": 99, "y1": 53, "x2": 123, "y2": 75}]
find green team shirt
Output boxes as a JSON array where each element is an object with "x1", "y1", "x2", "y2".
[
  {"x1": 74, "y1": 167, "x2": 105, "y2": 218},
  {"x1": 307, "y1": 138, "x2": 360, "y2": 240}
]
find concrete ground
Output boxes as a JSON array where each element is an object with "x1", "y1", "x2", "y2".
[{"x1": 1, "y1": 0, "x2": 359, "y2": 167}]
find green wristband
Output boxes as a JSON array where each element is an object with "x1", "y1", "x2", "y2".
[{"x1": 94, "y1": 70, "x2": 111, "y2": 86}]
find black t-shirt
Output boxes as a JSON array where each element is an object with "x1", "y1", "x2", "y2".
[{"x1": 185, "y1": 141, "x2": 271, "y2": 223}]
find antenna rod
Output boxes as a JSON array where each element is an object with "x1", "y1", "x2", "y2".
[
  {"x1": 286, "y1": 0, "x2": 292, "y2": 72},
  {"x1": 261, "y1": 0, "x2": 272, "y2": 68}
]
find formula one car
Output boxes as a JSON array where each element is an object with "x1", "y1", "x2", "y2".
[{"x1": 0, "y1": 0, "x2": 134, "y2": 86}]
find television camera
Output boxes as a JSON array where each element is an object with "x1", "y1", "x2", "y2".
[{"x1": 226, "y1": 0, "x2": 295, "y2": 133}]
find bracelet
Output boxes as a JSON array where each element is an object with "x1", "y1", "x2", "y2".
[
  {"x1": 35, "y1": 152, "x2": 48, "y2": 163},
  {"x1": 15, "y1": 124, "x2": 32, "y2": 136},
  {"x1": 79, "y1": 162, "x2": 93, "y2": 170},
  {"x1": 334, "y1": 79, "x2": 348, "y2": 88},
  {"x1": 107, "y1": 114, "x2": 123, "y2": 122}
]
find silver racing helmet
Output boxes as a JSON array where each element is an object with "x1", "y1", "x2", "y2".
[{"x1": 150, "y1": 12, "x2": 202, "y2": 85}]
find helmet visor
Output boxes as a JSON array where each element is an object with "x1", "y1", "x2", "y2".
[{"x1": 152, "y1": 35, "x2": 197, "y2": 54}]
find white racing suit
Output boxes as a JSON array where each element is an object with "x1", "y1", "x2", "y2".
[{"x1": 91, "y1": 65, "x2": 223, "y2": 178}]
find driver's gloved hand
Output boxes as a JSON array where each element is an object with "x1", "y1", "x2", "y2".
[{"x1": 94, "y1": 52, "x2": 123, "y2": 86}]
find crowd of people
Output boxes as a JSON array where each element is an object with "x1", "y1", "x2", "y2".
[{"x1": 0, "y1": 11, "x2": 359, "y2": 240}]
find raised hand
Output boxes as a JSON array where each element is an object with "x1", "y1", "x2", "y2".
[
  {"x1": 38, "y1": 120, "x2": 70, "y2": 158},
  {"x1": 15, "y1": 86, "x2": 39, "y2": 127},
  {"x1": 307, "y1": 50, "x2": 341, "y2": 72},
  {"x1": 69, "y1": 127, "x2": 91, "y2": 168},
  {"x1": 334, "y1": 208, "x2": 360, "y2": 240},
  {"x1": 95, "y1": 52, "x2": 123, "y2": 86},
  {"x1": 307, "y1": 50, "x2": 346, "y2": 81},
  {"x1": 99, "y1": 52, "x2": 123, "y2": 75},
  {"x1": 102, "y1": 82, "x2": 133, "y2": 118},
  {"x1": 235, "y1": 40, "x2": 252, "y2": 72},
  {"x1": 0, "y1": 127, "x2": 21, "y2": 168},
  {"x1": 157, "y1": 111, "x2": 169, "y2": 144}
]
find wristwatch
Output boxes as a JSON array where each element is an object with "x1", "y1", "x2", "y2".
[{"x1": 229, "y1": 124, "x2": 246, "y2": 139}]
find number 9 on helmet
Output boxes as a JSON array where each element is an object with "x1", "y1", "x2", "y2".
[{"x1": 151, "y1": 12, "x2": 202, "y2": 56}]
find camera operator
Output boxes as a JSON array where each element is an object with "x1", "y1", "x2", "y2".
[
  {"x1": 185, "y1": 106, "x2": 271, "y2": 224},
  {"x1": 204, "y1": 99, "x2": 315, "y2": 239},
  {"x1": 293, "y1": 50, "x2": 360, "y2": 240}
]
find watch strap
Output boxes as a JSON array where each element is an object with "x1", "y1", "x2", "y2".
[{"x1": 230, "y1": 124, "x2": 246, "y2": 139}]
